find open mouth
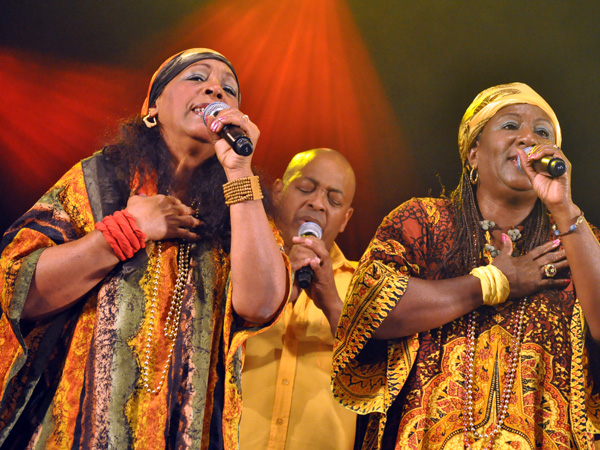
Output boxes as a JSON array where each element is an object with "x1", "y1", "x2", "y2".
[
  {"x1": 298, "y1": 217, "x2": 323, "y2": 229},
  {"x1": 192, "y1": 103, "x2": 210, "y2": 118}
]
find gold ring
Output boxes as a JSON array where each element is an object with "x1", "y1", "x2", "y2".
[
  {"x1": 544, "y1": 263, "x2": 557, "y2": 278},
  {"x1": 241, "y1": 114, "x2": 250, "y2": 122}
]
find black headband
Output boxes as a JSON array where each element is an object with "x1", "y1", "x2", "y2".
[{"x1": 144, "y1": 50, "x2": 240, "y2": 114}]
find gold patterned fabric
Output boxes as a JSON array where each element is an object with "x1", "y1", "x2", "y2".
[
  {"x1": 332, "y1": 197, "x2": 600, "y2": 450},
  {"x1": 458, "y1": 82, "x2": 562, "y2": 161},
  {"x1": 0, "y1": 150, "x2": 289, "y2": 449}
]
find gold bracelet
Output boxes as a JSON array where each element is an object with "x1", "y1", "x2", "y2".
[
  {"x1": 470, "y1": 264, "x2": 510, "y2": 306},
  {"x1": 223, "y1": 175, "x2": 263, "y2": 206}
]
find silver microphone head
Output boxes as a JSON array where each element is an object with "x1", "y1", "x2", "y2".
[
  {"x1": 516, "y1": 146, "x2": 534, "y2": 173},
  {"x1": 298, "y1": 222, "x2": 322, "y2": 239},
  {"x1": 202, "y1": 102, "x2": 230, "y2": 125}
]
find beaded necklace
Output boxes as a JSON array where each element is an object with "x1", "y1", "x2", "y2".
[
  {"x1": 462, "y1": 299, "x2": 527, "y2": 449},
  {"x1": 480, "y1": 219, "x2": 522, "y2": 258},
  {"x1": 462, "y1": 220, "x2": 527, "y2": 449},
  {"x1": 140, "y1": 241, "x2": 192, "y2": 394}
]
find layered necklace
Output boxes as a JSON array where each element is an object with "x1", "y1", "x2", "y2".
[
  {"x1": 462, "y1": 220, "x2": 527, "y2": 449},
  {"x1": 140, "y1": 241, "x2": 192, "y2": 394}
]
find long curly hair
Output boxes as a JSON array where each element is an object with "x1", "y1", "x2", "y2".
[{"x1": 103, "y1": 116, "x2": 232, "y2": 250}]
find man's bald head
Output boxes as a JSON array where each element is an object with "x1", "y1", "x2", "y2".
[{"x1": 274, "y1": 148, "x2": 355, "y2": 251}]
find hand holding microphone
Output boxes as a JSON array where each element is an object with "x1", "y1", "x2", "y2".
[
  {"x1": 295, "y1": 222, "x2": 323, "y2": 289},
  {"x1": 202, "y1": 102, "x2": 254, "y2": 156},
  {"x1": 517, "y1": 145, "x2": 566, "y2": 177}
]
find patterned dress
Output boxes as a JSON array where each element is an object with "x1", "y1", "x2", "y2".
[
  {"x1": 332, "y1": 197, "x2": 600, "y2": 450},
  {"x1": 0, "y1": 150, "x2": 289, "y2": 450}
]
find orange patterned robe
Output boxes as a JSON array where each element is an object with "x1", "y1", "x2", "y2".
[
  {"x1": 0, "y1": 151, "x2": 289, "y2": 449},
  {"x1": 332, "y1": 197, "x2": 600, "y2": 450}
]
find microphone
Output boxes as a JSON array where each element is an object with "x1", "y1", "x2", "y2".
[
  {"x1": 202, "y1": 102, "x2": 253, "y2": 156},
  {"x1": 517, "y1": 146, "x2": 566, "y2": 177},
  {"x1": 295, "y1": 222, "x2": 323, "y2": 289}
]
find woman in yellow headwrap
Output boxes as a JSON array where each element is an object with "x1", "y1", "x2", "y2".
[
  {"x1": 332, "y1": 82, "x2": 600, "y2": 449},
  {"x1": 0, "y1": 48, "x2": 289, "y2": 449}
]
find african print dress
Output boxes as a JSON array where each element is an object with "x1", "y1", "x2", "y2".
[
  {"x1": 332, "y1": 197, "x2": 600, "y2": 450},
  {"x1": 0, "y1": 150, "x2": 288, "y2": 450}
]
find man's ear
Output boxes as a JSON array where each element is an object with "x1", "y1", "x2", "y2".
[
  {"x1": 338, "y1": 207, "x2": 354, "y2": 234},
  {"x1": 272, "y1": 179, "x2": 284, "y2": 203}
]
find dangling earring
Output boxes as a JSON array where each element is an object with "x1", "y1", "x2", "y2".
[
  {"x1": 469, "y1": 166, "x2": 478, "y2": 185},
  {"x1": 143, "y1": 114, "x2": 158, "y2": 128}
]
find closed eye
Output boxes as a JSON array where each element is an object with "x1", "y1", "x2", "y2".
[
  {"x1": 188, "y1": 74, "x2": 207, "y2": 82},
  {"x1": 223, "y1": 85, "x2": 237, "y2": 97},
  {"x1": 328, "y1": 192, "x2": 343, "y2": 206}
]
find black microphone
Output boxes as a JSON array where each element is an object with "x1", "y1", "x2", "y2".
[
  {"x1": 295, "y1": 222, "x2": 323, "y2": 289},
  {"x1": 202, "y1": 102, "x2": 253, "y2": 156},
  {"x1": 517, "y1": 146, "x2": 566, "y2": 177}
]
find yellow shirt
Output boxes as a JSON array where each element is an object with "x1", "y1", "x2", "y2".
[{"x1": 240, "y1": 243, "x2": 357, "y2": 450}]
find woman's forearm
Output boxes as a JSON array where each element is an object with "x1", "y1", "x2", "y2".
[
  {"x1": 373, "y1": 275, "x2": 484, "y2": 339},
  {"x1": 23, "y1": 230, "x2": 119, "y2": 320},
  {"x1": 228, "y1": 199, "x2": 287, "y2": 324},
  {"x1": 558, "y1": 220, "x2": 600, "y2": 341}
]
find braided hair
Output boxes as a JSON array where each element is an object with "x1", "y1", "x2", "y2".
[{"x1": 442, "y1": 161, "x2": 551, "y2": 276}]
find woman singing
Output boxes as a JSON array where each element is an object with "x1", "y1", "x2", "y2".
[
  {"x1": 0, "y1": 48, "x2": 289, "y2": 449},
  {"x1": 333, "y1": 83, "x2": 600, "y2": 449}
]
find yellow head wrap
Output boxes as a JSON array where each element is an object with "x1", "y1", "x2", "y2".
[{"x1": 458, "y1": 82, "x2": 561, "y2": 162}]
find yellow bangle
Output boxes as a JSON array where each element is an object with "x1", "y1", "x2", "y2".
[
  {"x1": 470, "y1": 265, "x2": 510, "y2": 306},
  {"x1": 222, "y1": 175, "x2": 263, "y2": 206}
]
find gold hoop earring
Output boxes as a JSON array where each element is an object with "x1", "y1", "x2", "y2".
[
  {"x1": 469, "y1": 167, "x2": 478, "y2": 185},
  {"x1": 143, "y1": 114, "x2": 157, "y2": 128}
]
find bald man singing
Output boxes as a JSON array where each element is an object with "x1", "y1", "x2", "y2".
[{"x1": 240, "y1": 149, "x2": 357, "y2": 449}]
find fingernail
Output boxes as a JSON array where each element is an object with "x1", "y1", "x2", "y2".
[
  {"x1": 502, "y1": 233, "x2": 509, "y2": 244},
  {"x1": 210, "y1": 121, "x2": 219, "y2": 132},
  {"x1": 553, "y1": 239, "x2": 561, "y2": 246},
  {"x1": 527, "y1": 145, "x2": 539, "y2": 159}
]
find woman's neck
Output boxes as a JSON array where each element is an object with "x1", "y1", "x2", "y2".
[
  {"x1": 476, "y1": 192, "x2": 536, "y2": 231},
  {"x1": 163, "y1": 138, "x2": 215, "y2": 202},
  {"x1": 167, "y1": 138, "x2": 214, "y2": 178}
]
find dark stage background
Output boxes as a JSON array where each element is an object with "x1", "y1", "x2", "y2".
[{"x1": 1, "y1": 0, "x2": 599, "y2": 261}]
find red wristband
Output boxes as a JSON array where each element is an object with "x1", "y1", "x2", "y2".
[
  {"x1": 96, "y1": 219, "x2": 127, "y2": 260},
  {"x1": 95, "y1": 210, "x2": 146, "y2": 261},
  {"x1": 115, "y1": 210, "x2": 145, "y2": 252}
]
